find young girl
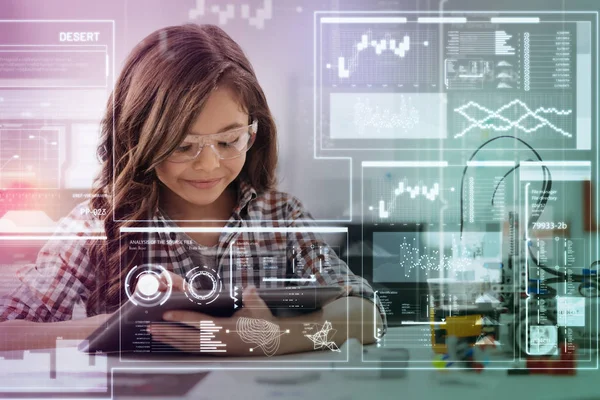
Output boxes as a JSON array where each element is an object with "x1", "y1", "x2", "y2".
[{"x1": 0, "y1": 24, "x2": 385, "y2": 355}]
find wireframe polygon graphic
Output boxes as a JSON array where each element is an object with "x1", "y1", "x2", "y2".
[{"x1": 304, "y1": 321, "x2": 341, "y2": 352}]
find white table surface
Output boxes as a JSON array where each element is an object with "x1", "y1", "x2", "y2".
[
  {"x1": 0, "y1": 326, "x2": 598, "y2": 400},
  {"x1": 111, "y1": 326, "x2": 600, "y2": 400}
]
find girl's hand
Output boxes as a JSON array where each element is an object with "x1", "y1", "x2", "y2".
[
  {"x1": 157, "y1": 270, "x2": 186, "y2": 292},
  {"x1": 147, "y1": 285, "x2": 283, "y2": 356}
]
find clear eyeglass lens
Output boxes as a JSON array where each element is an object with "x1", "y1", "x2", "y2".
[{"x1": 168, "y1": 123, "x2": 255, "y2": 162}]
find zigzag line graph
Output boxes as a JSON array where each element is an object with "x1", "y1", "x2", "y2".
[
  {"x1": 353, "y1": 95, "x2": 420, "y2": 134},
  {"x1": 453, "y1": 99, "x2": 572, "y2": 139},
  {"x1": 337, "y1": 31, "x2": 415, "y2": 79}
]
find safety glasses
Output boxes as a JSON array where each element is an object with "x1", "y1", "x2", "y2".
[{"x1": 167, "y1": 119, "x2": 258, "y2": 162}]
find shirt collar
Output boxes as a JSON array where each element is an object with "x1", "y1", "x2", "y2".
[{"x1": 233, "y1": 179, "x2": 257, "y2": 217}]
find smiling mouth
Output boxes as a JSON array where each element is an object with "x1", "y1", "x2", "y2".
[
  {"x1": 187, "y1": 178, "x2": 221, "y2": 183},
  {"x1": 184, "y1": 178, "x2": 222, "y2": 189}
]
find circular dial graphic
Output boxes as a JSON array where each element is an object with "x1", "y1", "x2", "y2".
[
  {"x1": 125, "y1": 264, "x2": 172, "y2": 307},
  {"x1": 528, "y1": 325, "x2": 558, "y2": 356},
  {"x1": 184, "y1": 266, "x2": 222, "y2": 305}
]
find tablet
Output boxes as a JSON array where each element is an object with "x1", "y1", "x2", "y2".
[{"x1": 79, "y1": 285, "x2": 344, "y2": 354}]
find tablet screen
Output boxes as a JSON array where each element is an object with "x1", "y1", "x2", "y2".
[{"x1": 80, "y1": 286, "x2": 344, "y2": 354}]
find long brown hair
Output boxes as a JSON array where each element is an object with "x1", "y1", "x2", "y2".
[{"x1": 87, "y1": 24, "x2": 278, "y2": 316}]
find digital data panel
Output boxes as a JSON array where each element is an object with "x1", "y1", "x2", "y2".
[
  {"x1": 316, "y1": 13, "x2": 593, "y2": 152},
  {"x1": 362, "y1": 161, "x2": 516, "y2": 229},
  {"x1": 330, "y1": 11, "x2": 599, "y2": 371},
  {"x1": 116, "y1": 226, "x2": 350, "y2": 362},
  {"x1": 0, "y1": 7, "x2": 597, "y2": 396},
  {"x1": 0, "y1": 21, "x2": 114, "y2": 230}
]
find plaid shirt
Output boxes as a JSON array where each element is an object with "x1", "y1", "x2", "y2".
[{"x1": 0, "y1": 181, "x2": 387, "y2": 335}]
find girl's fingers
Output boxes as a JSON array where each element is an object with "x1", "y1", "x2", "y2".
[
  {"x1": 158, "y1": 270, "x2": 186, "y2": 292},
  {"x1": 157, "y1": 277, "x2": 168, "y2": 292}
]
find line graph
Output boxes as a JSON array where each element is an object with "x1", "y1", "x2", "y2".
[
  {"x1": 188, "y1": 0, "x2": 273, "y2": 29},
  {"x1": 376, "y1": 234, "x2": 477, "y2": 280},
  {"x1": 454, "y1": 99, "x2": 572, "y2": 138},
  {"x1": 363, "y1": 164, "x2": 513, "y2": 226},
  {"x1": 330, "y1": 93, "x2": 446, "y2": 140},
  {"x1": 372, "y1": 231, "x2": 503, "y2": 283},
  {"x1": 337, "y1": 32, "x2": 415, "y2": 78},
  {"x1": 323, "y1": 25, "x2": 437, "y2": 86},
  {"x1": 0, "y1": 128, "x2": 60, "y2": 189},
  {"x1": 366, "y1": 174, "x2": 458, "y2": 223},
  {"x1": 353, "y1": 94, "x2": 419, "y2": 134},
  {"x1": 449, "y1": 94, "x2": 575, "y2": 148},
  {"x1": 377, "y1": 181, "x2": 448, "y2": 219},
  {"x1": 394, "y1": 181, "x2": 441, "y2": 200}
]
